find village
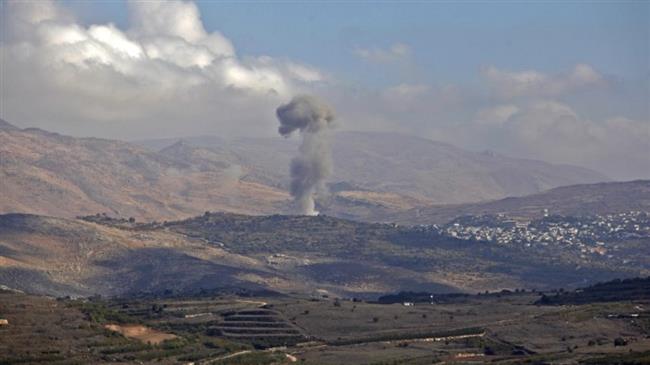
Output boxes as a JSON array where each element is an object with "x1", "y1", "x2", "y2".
[{"x1": 424, "y1": 211, "x2": 650, "y2": 258}]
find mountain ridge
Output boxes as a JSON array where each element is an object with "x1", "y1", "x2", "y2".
[
  {"x1": 1, "y1": 118, "x2": 608, "y2": 221},
  {"x1": 376, "y1": 180, "x2": 650, "y2": 225},
  {"x1": 139, "y1": 130, "x2": 609, "y2": 204}
]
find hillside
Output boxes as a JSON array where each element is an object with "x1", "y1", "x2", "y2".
[
  {"x1": 378, "y1": 180, "x2": 650, "y2": 225},
  {"x1": 143, "y1": 131, "x2": 608, "y2": 206},
  {"x1": 0, "y1": 120, "x2": 288, "y2": 221},
  {"x1": 0, "y1": 213, "x2": 275, "y2": 297},
  {"x1": 536, "y1": 276, "x2": 650, "y2": 305},
  {"x1": 1, "y1": 212, "x2": 646, "y2": 298},
  {"x1": 1, "y1": 119, "x2": 609, "y2": 221}
]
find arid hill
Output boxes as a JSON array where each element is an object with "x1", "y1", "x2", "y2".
[
  {"x1": 377, "y1": 180, "x2": 650, "y2": 225},
  {"x1": 143, "y1": 131, "x2": 608, "y2": 206},
  {"x1": 1, "y1": 212, "x2": 646, "y2": 298},
  {"x1": 0, "y1": 120, "x2": 288, "y2": 221},
  {"x1": 1, "y1": 119, "x2": 608, "y2": 221}
]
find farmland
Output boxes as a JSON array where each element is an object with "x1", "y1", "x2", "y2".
[{"x1": 2, "y1": 280, "x2": 649, "y2": 364}]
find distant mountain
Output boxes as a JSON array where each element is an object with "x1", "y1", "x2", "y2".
[
  {"x1": 1, "y1": 119, "x2": 608, "y2": 221},
  {"x1": 0, "y1": 119, "x2": 287, "y2": 221},
  {"x1": 378, "y1": 180, "x2": 650, "y2": 225},
  {"x1": 142, "y1": 131, "x2": 609, "y2": 207},
  {"x1": 1, "y1": 212, "x2": 646, "y2": 297},
  {"x1": 0, "y1": 119, "x2": 19, "y2": 131}
]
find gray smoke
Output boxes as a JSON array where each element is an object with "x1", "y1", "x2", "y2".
[{"x1": 276, "y1": 95, "x2": 336, "y2": 215}]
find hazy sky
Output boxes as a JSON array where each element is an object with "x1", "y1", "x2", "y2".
[{"x1": 1, "y1": 0, "x2": 648, "y2": 179}]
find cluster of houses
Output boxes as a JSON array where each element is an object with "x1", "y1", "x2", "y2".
[{"x1": 432, "y1": 211, "x2": 649, "y2": 256}]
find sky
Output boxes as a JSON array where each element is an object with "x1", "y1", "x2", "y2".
[{"x1": 1, "y1": 0, "x2": 648, "y2": 180}]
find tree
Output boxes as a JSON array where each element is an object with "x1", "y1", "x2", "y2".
[{"x1": 587, "y1": 340, "x2": 596, "y2": 346}]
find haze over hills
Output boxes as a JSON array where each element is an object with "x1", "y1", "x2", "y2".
[
  {"x1": 378, "y1": 180, "x2": 650, "y2": 225},
  {"x1": 0, "y1": 119, "x2": 609, "y2": 222},
  {"x1": 142, "y1": 131, "x2": 609, "y2": 206}
]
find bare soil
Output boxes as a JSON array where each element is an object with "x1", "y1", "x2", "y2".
[{"x1": 104, "y1": 324, "x2": 177, "y2": 344}]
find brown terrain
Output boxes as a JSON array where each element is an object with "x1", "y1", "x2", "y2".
[
  {"x1": 104, "y1": 324, "x2": 177, "y2": 345},
  {"x1": 0, "y1": 213, "x2": 276, "y2": 297},
  {"x1": 2, "y1": 285, "x2": 649, "y2": 365},
  {"x1": 143, "y1": 131, "x2": 609, "y2": 205},
  {"x1": 1, "y1": 119, "x2": 608, "y2": 222},
  {"x1": 0, "y1": 120, "x2": 287, "y2": 221},
  {"x1": 0, "y1": 208, "x2": 647, "y2": 299}
]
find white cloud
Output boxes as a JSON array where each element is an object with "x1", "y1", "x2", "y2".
[
  {"x1": 284, "y1": 62, "x2": 325, "y2": 83},
  {"x1": 127, "y1": 0, "x2": 234, "y2": 56},
  {"x1": 474, "y1": 105, "x2": 519, "y2": 126},
  {"x1": 384, "y1": 83, "x2": 430, "y2": 98},
  {"x1": 354, "y1": 43, "x2": 411, "y2": 63},
  {"x1": 482, "y1": 63, "x2": 604, "y2": 99},
  {"x1": 480, "y1": 101, "x2": 650, "y2": 179},
  {"x1": 331, "y1": 70, "x2": 647, "y2": 180},
  {"x1": 1, "y1": 2, "x2": 646, "y2": 180},
  {"x1": 458, "y1": 64, "x2": 648, "y2": 179},
  {"x1": 2, "y1": 0, "x2": 323, "y2": 137}
]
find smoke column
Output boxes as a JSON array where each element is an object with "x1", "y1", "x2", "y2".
[{"x1": 276, "y1": 95, "x2": 336, "y2": 215}]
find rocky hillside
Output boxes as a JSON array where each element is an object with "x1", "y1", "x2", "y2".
[
  {"x1": 1, "y1": 119, "x2": 608, "y2": 221},
  {"x1": 378, "y1": 180, "x2": 650, "y2": 225},
  {"x1": 1, "y1": 212, "x2": 646, "y2": 298},
  {"x1": 0, "y1": 213, "x2": 275, "y2": 297},
  {"x1": 144, "y1": 131, "x2": 608, "y2": 206},
  {"x1": 0, "y1": 120, "x2": 288, "y2": 221}
]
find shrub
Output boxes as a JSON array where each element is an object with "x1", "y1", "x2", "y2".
[{"x1": 614, "y1": 337, "x2": 627, "y2": 347}]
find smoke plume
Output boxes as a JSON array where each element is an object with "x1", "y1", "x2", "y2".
[{"x1": 276, "y1": 95, "x2": 336, "y2": 215}]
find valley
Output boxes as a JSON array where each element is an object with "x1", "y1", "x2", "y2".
[
  {"x1": 2, "y1": 1, "x2": 647, "y2": 363},
  {"x1": 0, "y1": 122, "x2": 648, "y2": 365}
]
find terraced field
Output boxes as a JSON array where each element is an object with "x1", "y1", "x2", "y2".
[
  {"x1": 211, "y1": 308, "x2": 305, "y2": 347},
  {"x1": 2, "y1": 285, "x2": 650, "y2": 364}
]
